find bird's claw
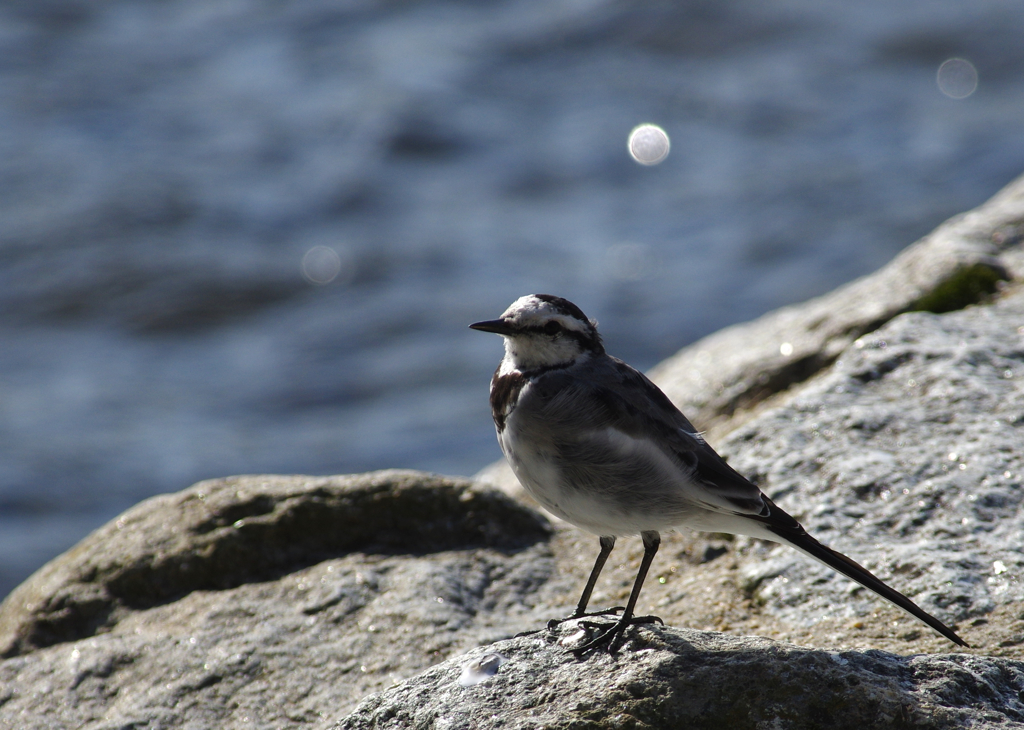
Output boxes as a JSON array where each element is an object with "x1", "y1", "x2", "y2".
[
  {"x1": 570, "y1": 614, "x2": 664, "y2": 655},
  {"x1": 545, "y1": 606, "x2": 625, "y2": 631}
]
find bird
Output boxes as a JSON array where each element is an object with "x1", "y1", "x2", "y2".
[{"x1": 470, "y1": 294, "x2": 967, "y2": 652}]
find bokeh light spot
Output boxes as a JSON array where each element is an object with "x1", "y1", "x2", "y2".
[
  {"x1": 936, "y1": 58, "x2": 978, "y2": 99},
  {"x1": 301, "y1": 245, "x2": 342, "y2": 284},
  {"x1": 606, "y1": 242, "x2": 655, "y2": 281},
  {"x1": 628, "y1": 124, "x2": 670, "y2": 166}
]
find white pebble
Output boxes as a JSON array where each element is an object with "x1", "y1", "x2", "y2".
[{"x1": 458, "y1": 652, "x2": 507, "y2": 687}]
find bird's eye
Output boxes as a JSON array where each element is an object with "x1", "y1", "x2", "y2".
[{"x1": 543, "y1": 321, "x2": 562, "y2": 335}]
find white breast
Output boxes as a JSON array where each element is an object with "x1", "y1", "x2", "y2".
[{"x1": 500, "y1": 400, "x2": 691, "y2": 535}]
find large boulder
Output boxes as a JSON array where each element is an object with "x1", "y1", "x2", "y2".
[{"x1": 0, "y1": 472, "x2": 559, "y2": 726}]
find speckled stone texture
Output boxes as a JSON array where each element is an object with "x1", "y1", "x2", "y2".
[
  {"x1": 718, "y1": 288, "x2": 1024, "y2": 641},
  {"x1": 0, "y1": 472, "x2": 562, "y2": 728},
  {"x1": 334, "y1": 627, "x2": 1024, "y2": 730}
]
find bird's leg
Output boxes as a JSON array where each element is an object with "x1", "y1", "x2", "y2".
[
  {"x1": 514, "y1": 536, "x2": 623, "y2": 638},
  {"x1": 573, "y1": 530, "x2": 664, "y2": 654},
  {"x1": 546, "y1": 535, "x2": 623, "y2": 630}
]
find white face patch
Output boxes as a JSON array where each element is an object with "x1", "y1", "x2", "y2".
[
  {"x1": 497, "y1": 295, "x2": 596, "y2": 370},
  {"x1": 503, "y1": 331, "x2": 585, "y2": 370},
  {"x1": 500, "y1": 296, "x2": 592, "y2": 334}
]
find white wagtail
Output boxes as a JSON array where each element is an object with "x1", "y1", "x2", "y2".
[{"x1": 471, "y1": 294, "x2": 967, "y2": 652}]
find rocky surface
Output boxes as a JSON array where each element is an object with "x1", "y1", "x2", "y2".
[
  {"x1": 0, "y1": 472, "x2": 566, "y2": 727},
  {"x1": 0, "y1": 471, "x2": 553, "y2": 658},
  {"x1": 715, "y1": 283, "x2": 1024, "y2": 649},
  {"x1": 335, "y1": 627, "x2": 1024, "y2": 730},
  {"x1": 1, "y1": 177, "x2": 1023, "y2": 727}
]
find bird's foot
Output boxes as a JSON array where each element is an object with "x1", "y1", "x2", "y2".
[
  {"x1": 545, "y1": 606, "x2": 625, "y2": 632},
  {"x1": 570, "y1": 614, "x2": 664, "y2": 655}
]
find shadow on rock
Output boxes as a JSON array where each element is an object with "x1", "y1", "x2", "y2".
[
  {"x1": 0, "y1": 470, "x2": 551, "y2": 657},
  {"x1": 335, "y1": 625, "x2": 1024, "y2": 730}
]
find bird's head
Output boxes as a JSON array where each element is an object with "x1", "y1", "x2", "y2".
[{"x1": 470, "y1": 294, "x2": 604, "y2": 370}]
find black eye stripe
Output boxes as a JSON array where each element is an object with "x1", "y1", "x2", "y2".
[{"x1": 518, "y1": 322, "x2": 602, "y2": 351}]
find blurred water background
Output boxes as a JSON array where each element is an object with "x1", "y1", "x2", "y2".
[{"x1": 2, "y1": 0, "x2": 1024, "y2": 600}]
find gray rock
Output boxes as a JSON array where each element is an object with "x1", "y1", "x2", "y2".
[
  {"x1": 0, "y1": 472, "x2": 565, "y2": 727},
  {"x1": 715, "y1": 283, "x2": 1024, "y2": 645},
  {"x1": 334, "y1": 626, "x2": 1024, "y2": 730},
  {"x1": 0, "y1": 470, "x2": 552, "y2": 659}
]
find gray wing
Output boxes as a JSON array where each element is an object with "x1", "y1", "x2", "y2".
[{"x1": 531, "y1": 357, "x2": 767, "y2": 516}]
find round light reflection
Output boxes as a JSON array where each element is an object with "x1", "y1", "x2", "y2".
[
  {"x1": 606, "y1": 242, "x2": 655, "y2": 281},
  {"x1": 301, "y1": 246, "x2": 342, "y2": 285},
  {"x1": 937, "y1": 58, "x2": 978, "y2": 99},
  {"x1": 628, "y1": 124, "x2": 670, "y2": 166}
]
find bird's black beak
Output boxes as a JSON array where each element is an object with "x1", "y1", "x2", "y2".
[{"x1": 469, "y1": 319, "x2": 515, "y2": 336}]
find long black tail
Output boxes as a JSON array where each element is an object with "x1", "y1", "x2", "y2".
[{"x1": 760, "y1": 497, "x2": 968, "y2": 647}]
